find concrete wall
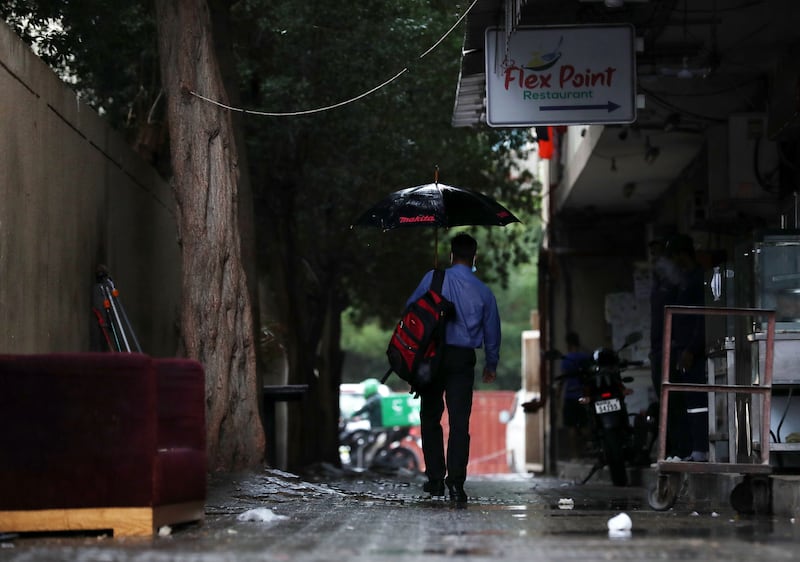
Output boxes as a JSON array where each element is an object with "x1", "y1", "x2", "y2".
[
  {"x1": 0, "y1": 21, "x2": 181, "y2": 356},
  {"x1": 550, "y1": 253, "x2": 637, "y2": 354}
]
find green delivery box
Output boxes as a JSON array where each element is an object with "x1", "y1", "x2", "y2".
[{"x1": 380, "y1": 394, "x2": 421, "y2": 427}]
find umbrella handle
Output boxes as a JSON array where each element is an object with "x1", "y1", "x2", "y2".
[
  {"x1": 434, "y1": 227, "x2": 439, "y2": 268},
  {"x1": 434, "y1": 165, "x2": 439, "y2": 184}
]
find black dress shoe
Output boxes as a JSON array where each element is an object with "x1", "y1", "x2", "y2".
[
  {"x1": 423, "y1": 479, "x2": 445, "y2": 497},
  {"x1": 447, "y1": 482, "x2": 468, "y2": 505}
]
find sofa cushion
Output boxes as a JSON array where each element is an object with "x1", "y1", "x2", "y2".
[
  {"x1": 154, "y1": 358, "x2": 206, "y2": 504},
  {"x1": 0, "y1": 353, "x2": 158, "y2": 510},
  {"x1": 156, "y1": 358, "x2": 206, "y2": 451}
]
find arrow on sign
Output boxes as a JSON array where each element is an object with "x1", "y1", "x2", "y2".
[{"x1": 540, "y1": 101, "x2": 621, "y2": 113}]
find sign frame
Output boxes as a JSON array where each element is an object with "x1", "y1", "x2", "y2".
[{"x1": 485, "y1": 24, "x2": 637, "y2": 127}]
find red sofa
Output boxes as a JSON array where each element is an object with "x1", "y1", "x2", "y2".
[{"x1": 0, "y1": 353, "x2": 206, "y2": 537}]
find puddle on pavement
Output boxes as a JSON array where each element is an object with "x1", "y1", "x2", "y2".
[
  {"x1": 422, "y1": 546, "x2": 492, "y2": 555},
  {"x1": 432, "y1": 530, "x2": 509, "y2": 537},
  {"x1": 477, "y1": 504, "x2": 532, "y2": 511},
  {"x1": 545, "y1": 523, "x2": 787, "y2": 541},
  {"x1": 546, "y1": 498, "x2": 644, "y2": 512},
  {"x1": 471, "y1": 496, "x2": 795, "y2": 543}
]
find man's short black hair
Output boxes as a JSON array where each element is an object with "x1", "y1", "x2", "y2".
[{"x1": 451, "y1": 233, "x2": 478, "y2": 262}]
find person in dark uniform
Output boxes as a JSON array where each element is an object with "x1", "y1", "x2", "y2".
[
  {"x1": 350, "y1": 378, "x2": 387, "y2": 466},
  {"x1": 351, "y1": 378, "x2": 383, "y2": 429},
  {"x1": 649, "y1": 238, "x2": 677, "y2": 395},
  {"x1": 665, "y1": 234, "x2": 708, "y2": 462},
  {"x1": 560, "y1": 332, "x2": 592, "y2": 459}
]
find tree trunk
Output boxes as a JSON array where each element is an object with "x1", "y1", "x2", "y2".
[
  {"x1": 207, "y1": 0, "x2": 266, "y2": 425},
  {"x1": 155, "y1": 0, "x2": 264, "y2": 471}
]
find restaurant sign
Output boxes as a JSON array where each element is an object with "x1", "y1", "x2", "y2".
[{"x1": 485, "y1": 25, "x2": 637, "y2": 127}]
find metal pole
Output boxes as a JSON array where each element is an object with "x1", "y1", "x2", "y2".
[
  {"x1": 101, "y1": 282, "x2": 131, "y2": 352},
  {"x1": 105, "y1": 277, "x2": 142, "y2": 353}
]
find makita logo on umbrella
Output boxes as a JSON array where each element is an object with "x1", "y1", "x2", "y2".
[{"x1": 399, "y1": 215, "x2": 436, "y2": 224}]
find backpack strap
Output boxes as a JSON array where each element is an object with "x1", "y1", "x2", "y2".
[{"x1": 430, "y1": 268, "x2": 445, "y2": 294}]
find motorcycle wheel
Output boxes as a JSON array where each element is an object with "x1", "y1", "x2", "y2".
[
  {"x1": 344, "y1": 429, "x2": 372, "y2": 447},
  {"x1": 602, "y1": 427, "x2": 628, "y2": 487},
  {"x1": 385, "y1": 447, "x2": 419, "y2": 471},
  {"x1": 344, "y1": 429, "x2": 373, "y2": 469}
]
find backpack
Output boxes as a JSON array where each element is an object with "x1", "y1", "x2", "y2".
[{"x1": 381, "y1": 269, "x2": 455, "y2": 395}]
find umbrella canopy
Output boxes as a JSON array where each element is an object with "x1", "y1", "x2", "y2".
[
  {"x1": 351, "y1": 183, "x2": 521, "y2": 231},
  {"x1": 351, "y1": 181, "x2": 521, "y2": 267}
]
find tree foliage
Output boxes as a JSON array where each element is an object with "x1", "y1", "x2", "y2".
[
  {"x1": 233, "y1": 0, "x2": 538, "y2": 314},
  {"x1": 3, "y1": 0, "x2": 542, "y2": 469},
  {"x1": 1, "y1": 1, "x2": 168, "y2": 169}
]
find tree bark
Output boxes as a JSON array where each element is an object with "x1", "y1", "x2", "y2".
[{"x1": 154, "y1": 0, "x2": 264, "y2": 471}]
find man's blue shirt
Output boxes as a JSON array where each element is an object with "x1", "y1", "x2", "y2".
[
  {"x1": 406, "y1": 264, "x2": 501, "y2": 372},
  {"x1": 561, "y1": 351, "x2": 592, "y2": 400}
]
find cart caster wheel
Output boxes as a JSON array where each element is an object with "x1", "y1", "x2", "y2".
[
  {"x1": 731, "y1": 475, "x2": 771, "y2": 515},
  {"x1": 648, "y1": 473, "x2": 681, "y2": 511}
]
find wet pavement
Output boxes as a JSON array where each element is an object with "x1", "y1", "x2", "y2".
[{"x1": 2, "y1": 465, "x2": 800, "y2": 561}]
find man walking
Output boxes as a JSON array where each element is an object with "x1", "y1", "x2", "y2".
[{"x1": 404, "y1": 233, "x2": 500, "y2": 506}]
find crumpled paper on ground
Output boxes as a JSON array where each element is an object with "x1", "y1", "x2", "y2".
[
  {"x1": 607, "y1": 512, "x2": 632, "y2": 538},
  {"x1": 237, "y1": 508, "x2": 289, "y2": 523}
]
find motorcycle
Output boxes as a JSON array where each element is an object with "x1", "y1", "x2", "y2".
[
  {"x1": 338, "y1": 420, "x2": 421, "y2": 473},
  {"x1": 546, "y1": 332, "x2": 656, "y2": 486}
]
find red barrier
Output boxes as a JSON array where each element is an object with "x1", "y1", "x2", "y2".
[{"x1": 422, "y1": 390, "x2": 516, "y2": 475}]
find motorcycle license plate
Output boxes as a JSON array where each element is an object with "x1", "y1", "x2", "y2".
[{"x1": 594, "y1": 398, "x2": 621, "y2": 414}]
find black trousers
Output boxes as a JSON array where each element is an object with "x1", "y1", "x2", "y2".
[
  {"x1": 420, "y1": 345, "x2": 476, "y2": 486},
  {"x1": 665, "y1": 358, "x2": 709, "y2": 457}
]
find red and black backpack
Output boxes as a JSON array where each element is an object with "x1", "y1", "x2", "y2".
[{"x1": 382, "y1": 269, "x2": 455, "y2": 395}]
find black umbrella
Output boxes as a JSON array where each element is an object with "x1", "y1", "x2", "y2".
[{"x1": 351, "y1": 172, "x2": 521, "y2": 265}]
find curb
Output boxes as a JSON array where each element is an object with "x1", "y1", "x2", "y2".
[{"x1": 772, "y1": 475, "x2": 800, "y2": 519}]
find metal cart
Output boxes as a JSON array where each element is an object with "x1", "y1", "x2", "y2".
[{"x1": 648, "y1": 306, "x2": 776, "y2": 513}]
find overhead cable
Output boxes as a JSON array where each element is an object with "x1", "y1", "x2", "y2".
[{"x1": 190, "y1": 0, "x2": 479, "y2": 117}]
